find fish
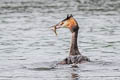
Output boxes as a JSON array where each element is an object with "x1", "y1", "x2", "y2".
[{"x1": 50, "y1": 25, "x2": 58, "y2": 36}]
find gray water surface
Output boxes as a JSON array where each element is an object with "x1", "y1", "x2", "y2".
[{"x1": 0, "y1": 0, "x2": 120, "y2": 80}]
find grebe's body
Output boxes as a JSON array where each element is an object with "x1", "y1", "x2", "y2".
[{"x1": 51, "y1": 14, "x2": 90, "y2": 64}]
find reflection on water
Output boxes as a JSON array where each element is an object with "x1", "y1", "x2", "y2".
[
  {"x1": 0, "y1": 0, "x2": 120, "y2": 80},
  {"x1": 71, "y1": 69, "x2": 79, "y2": 80}
]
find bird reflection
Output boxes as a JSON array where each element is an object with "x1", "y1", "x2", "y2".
[
  {"x1": 71, "y1": 73, "x2": 79, "y2": 80},
  {"x1": 70, "y1": 68, "x2": 80, "y2": 80}
]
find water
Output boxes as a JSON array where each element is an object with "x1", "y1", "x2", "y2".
[{"x1": 0, "y1": 0, "x2": 120, "y2": 80}]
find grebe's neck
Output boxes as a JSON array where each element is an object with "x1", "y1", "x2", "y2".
[{"x1": 69, "y1": 25, "x2": 81, "y2": 56}]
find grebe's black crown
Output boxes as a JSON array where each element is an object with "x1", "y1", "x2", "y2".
[{"x1": 63, "y1": 14, "x2": 73, "y2": 21}]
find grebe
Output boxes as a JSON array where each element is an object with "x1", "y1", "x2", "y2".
[{"x1": 51, "y1": 14, "x2": 90, "y2": 64}]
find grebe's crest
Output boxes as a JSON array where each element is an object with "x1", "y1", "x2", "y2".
[{"x1": 63, "y1": 14, "x2": 73, "y2": 21}]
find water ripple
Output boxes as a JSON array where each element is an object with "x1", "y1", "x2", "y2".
[{"x1": 0, "y1": 0, "x2": 120, "y2": 80}]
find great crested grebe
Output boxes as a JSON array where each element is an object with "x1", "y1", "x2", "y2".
[{"x1": 51, "y1": 14, "x2": 90, "y2": 64}]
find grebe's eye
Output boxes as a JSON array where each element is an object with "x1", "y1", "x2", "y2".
[{"x1": 60, "y1": 22, "x2": 64, "y2": 25}]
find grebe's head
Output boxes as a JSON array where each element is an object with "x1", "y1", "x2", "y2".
[{"x1": 51, "y1": 14, "x2": 79, "y2": 35}]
